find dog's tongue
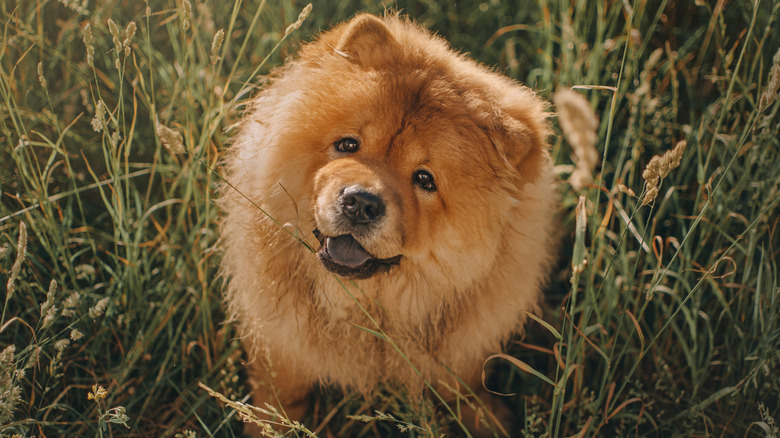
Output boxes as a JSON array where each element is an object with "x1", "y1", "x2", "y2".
[{"x1": 325, "y1": 235, "x2": 372, "y2": 268}]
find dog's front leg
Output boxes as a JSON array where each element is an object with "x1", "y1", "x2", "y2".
[{"x1": 242, "y1": 351, "x2": 313, "y2": 435}]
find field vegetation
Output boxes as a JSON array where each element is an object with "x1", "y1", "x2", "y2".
[{"x1": 0, "y1": 0, "x2": 778, "y2": 436}]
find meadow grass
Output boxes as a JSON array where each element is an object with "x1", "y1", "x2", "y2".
[{"x1": 1, "y1": 0, "x2": 778, "y2": 436}]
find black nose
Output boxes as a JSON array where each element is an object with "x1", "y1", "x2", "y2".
[{"x1": 339, "y1": 186, "x2": 385, "y2": 225}]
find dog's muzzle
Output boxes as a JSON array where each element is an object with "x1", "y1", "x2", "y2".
[{"x1": 314, "y1": 185, "x2": 400, "y2": 279}]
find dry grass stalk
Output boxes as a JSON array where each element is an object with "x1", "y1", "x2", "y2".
[
  {"x1": 641, "y1": 140, "x2": 687, "y2": 205},
  {"x1": 6, "y1": 222, "x2": 27, "y2": 300},
  {"x1": 123, "y1": 22, "x2": 136, "y2": 56},
  {"x1": 0, "y1": 345, "x2": 22, "y2": 424},
  {"x1": 759, "y1": 48, "x2": 780, "y2": 110},
  {"x1": 181, "y1": 0, "x2": 192, "y2": 31},
  {"x1": 285, "y1": 3, "x2": 313, "y2": 36},
  {"x1": 81, "y1": 23, "x2": 95, "y2": 68},
  {"x1": 210, "y1": 29, "x2": 225, "y2": 66},
  {"x1": 553, "y1": 88, "x2": 600, "y2": 190},
  {"x1": 198, "y1": 382, "x2": 315, "y2": 437},
  {"x1": 37, "y1": 62, "x2": 47, "y2": 88},
  {"x1": 617, "y1": 183, "x2": 636, "y2": 197}
]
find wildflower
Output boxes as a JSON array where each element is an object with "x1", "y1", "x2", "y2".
[
  {"x1": 88, "y1": 384, "x2": 107, "y2": 401},
  {"x1": 553, "y1": 88, "x2": 600, "y2": 190},
  {"x1": 182, "y1": 0, "x2": 192, "y2": 31},
  {"x1": 285, "y1": 3, "x2": 312, "y2": 36},
  {"x1": 155, "y1": 117, "x2": 186, "y2": 154},
  {"x1": 6, "y1": 221, "x2": 27, "y2": 300},
  {"x1": 211, "y1": 29, "x2": 225, "y2": 65},
  {"x1": 106, "y1": 406, "x2": 130, "y2": 428},
  {"x1": 641, "y1": 140, "x2": 687, "y2": 205}
]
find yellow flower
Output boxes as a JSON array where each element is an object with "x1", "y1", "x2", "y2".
[{"x1": 88, "y1": 384, "x2": 107, "y2": 401}]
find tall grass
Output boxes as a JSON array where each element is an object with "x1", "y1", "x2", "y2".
[{"x1": 0, "y1": 0, "x2": 778, "y2": 436}]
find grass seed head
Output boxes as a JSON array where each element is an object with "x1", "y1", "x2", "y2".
[
  {"x1": 210, "y1": 29, "x2": 225, "y2": 65},
  {"x1": 641, "y1": 140, "x2": 686, "y2": 205},
  {"x1": 107, "y1": 18, "x2": 121, "y2": 50},
  {"x1": 759, "y1": 48, "x2": 780, "y2": 110},
  {"x1": 155, "y1": 117, "x2": 186, "y2": 154},
  {"x1": 59, "y1": 0, "x2": 88, "y2": 15},
  {"x1": 642, "y1": 186, "x2": 660, "y2": 206},
  {"x1": 285, "y1": 3, "x2": 312, "y2": 36},
  {"x1": 61, "y1": 292, "x2": 80, "y2": 317},
  {"x1": 6, "y1": 222, "x2": 27, "y2": 300},
  {"x1": 37, "y1": 62, "x2": 47, "y2": 88},
  {"x1": 123, "y1": 22, "x2": 136, "y2": 56},
  {"x1": 89, "y1": 297, "x2": 110, "y2": 319},
  {"x1": 553, "y1": 88, "x2": 600, "y2": 190},
  {"x1": 42, "y1": 306, "x2": 58, "y2": 330},
  {"x1": 182, "y1": 0, "x2": 192, "y2": 32},
  {"x1": 54, "y1": 339, "x2": 71, "y2": 352},
  {"x1": 91, "y1": 100, "x2": 105, "y2": 132},
  {"x1": 40, "y1": 280, "x2": 57, "y2": 318},
  {"x1": 617, "y1": 183, "x2": 636, "y2": 197},
  {"x1": 0, "y1": 345, "x2": 21, "y2": 424},
  {"x1": 636, "y1": 48, "x2": 664, "y2": 98},
  {"x1": 82, "y1": 23, "x2": 95, "y2": 67}
]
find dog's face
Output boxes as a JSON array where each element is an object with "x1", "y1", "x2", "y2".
[
  {"x1": 246, "y1": 15, "x2": 548, "y2": 287},
  {"x1": 305, "y1": 81, "x2": 542, "y2": 288},
  {"x1": 311, "y1": 93, "x2": 502, "y2": 280}
]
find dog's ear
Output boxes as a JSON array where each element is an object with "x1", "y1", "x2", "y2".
[
  {"x1": 337, "y1": 14, "x2": 399, "y2": 67},
  {"x1": 489, "y1": 95, "x2": 551, "y2": 183}
]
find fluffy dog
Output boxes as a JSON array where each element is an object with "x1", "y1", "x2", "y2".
[{"x1": 220, "y1": 13, "x2": 556, "y2": 435}]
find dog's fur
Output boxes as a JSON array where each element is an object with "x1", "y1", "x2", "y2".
[{"x1": 220, "y1": 13, "x2": 555, "y2": 434}]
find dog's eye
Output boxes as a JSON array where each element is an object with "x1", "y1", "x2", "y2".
[
  {"x1": 334, "y1": 137, "x2": 360, "y2": 153},
  {"x1": 413, "y1": 170, "x2": 436, "y2": 192}
]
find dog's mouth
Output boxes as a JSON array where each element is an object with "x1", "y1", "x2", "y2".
[{"x1": 314, "y1": 230, "x2": 401, "y2": 279}]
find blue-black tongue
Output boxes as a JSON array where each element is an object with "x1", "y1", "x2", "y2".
[{"x1": 325, "y1": 235, "x2": 372, "y2": 268}]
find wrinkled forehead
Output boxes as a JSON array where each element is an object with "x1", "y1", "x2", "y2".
[{"x1": 306, "y1": 69, "x2": 498, "y2": 168}]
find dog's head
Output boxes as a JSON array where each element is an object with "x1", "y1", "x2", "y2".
[
  {"x1": 307, "y1": 15, "x2": 550, "y2": 285},
  {"x1": 243, "y1": 14, "x2": 550, "y2": 286}
]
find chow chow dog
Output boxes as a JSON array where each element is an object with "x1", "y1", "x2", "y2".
[{"x1": 220, "y1": 12, "x2": 555, "y2": 435}]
